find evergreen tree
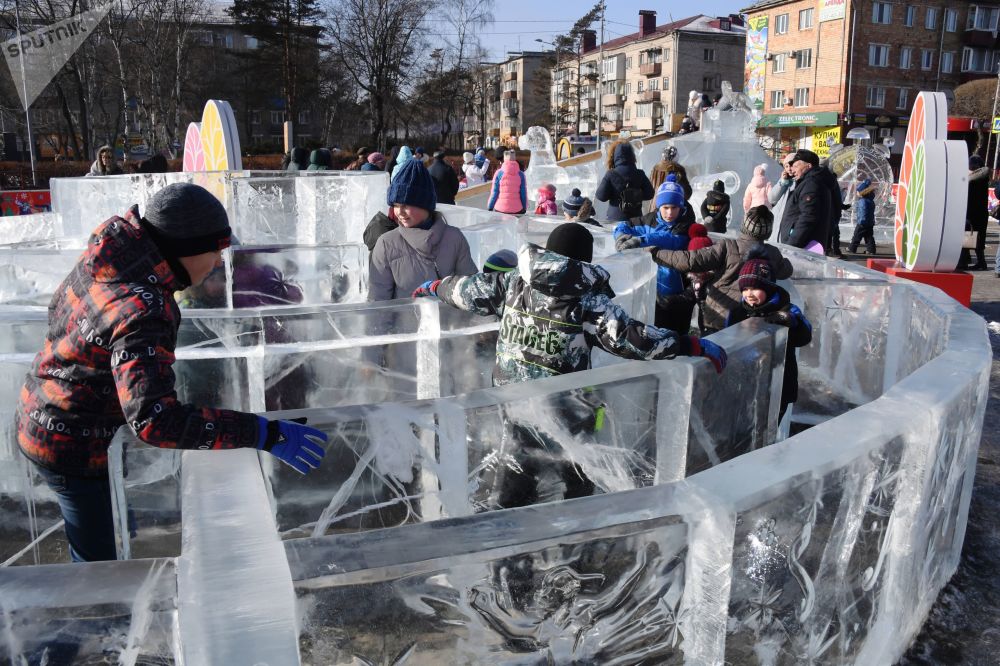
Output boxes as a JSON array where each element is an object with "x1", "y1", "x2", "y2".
[{"x1": 228, "y1": 0, "x2": 323, "y2": 125}]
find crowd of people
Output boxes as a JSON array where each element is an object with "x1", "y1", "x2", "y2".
[{"x1": 55, "y1": 131, "x2": 1000, "y2": 564}]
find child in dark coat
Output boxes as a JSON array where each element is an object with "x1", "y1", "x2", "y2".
[
  {"x1": 726, "y1": 254, "x2": 812, "y2": 420},
  {"x1": 701, "y1": 180, "x2": 731, "y2": 233},
  {"x1": 848, "y1": 178, "x2": 877, "y2": 255},
  {"x1": 413, "y1": 222, "x2": 726, "y2": 511}
]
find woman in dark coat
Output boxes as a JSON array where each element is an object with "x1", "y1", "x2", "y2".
[{"x1": 595, "y1": 141, "x2": 654, "y2": 222}]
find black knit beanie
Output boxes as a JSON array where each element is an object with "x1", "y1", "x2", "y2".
[
  {"x1": 142, "y1": 183, "x2": 233, "y2": 258},
  {"x1": 546, "y1": 222, "x2": 593, "y2": 263}
]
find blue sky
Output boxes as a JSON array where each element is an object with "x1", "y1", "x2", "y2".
[{"x1": 467, "y1": 1, "x2": 750, "y2": 60}]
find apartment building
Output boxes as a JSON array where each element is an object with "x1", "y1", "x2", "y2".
[
  {"x1": 744, "y1": 0, "x2": 1000, "y2": 164},
  {"x1": 550, "y1": 12, "x2": 747, "y2": 139},
  {"x1": 464, "y1": 52, "x2": 552, "y2": 149}
]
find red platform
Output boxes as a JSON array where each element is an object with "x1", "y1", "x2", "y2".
[{"x1": 866, "y1": 259, "x2": 973, "y2": 307}]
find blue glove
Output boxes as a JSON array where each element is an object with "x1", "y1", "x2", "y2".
[
  {"x1": 412, "y1": 279, "x2": 441, "y2": 299},
  {"x1": 257, "y1": 416, "x2": 327, "y2": 474},
  {"x1": 689, "y1": 337, "x2": 727, "y2": 374}
]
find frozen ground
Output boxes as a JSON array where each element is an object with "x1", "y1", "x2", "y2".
[{"x1": 837, "y1": 230, "x2": 1000, "y2": 665}]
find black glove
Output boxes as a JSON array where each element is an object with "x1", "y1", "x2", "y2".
[{"x1": 764, "y1": 311, "x2": 795, "y2": 328}]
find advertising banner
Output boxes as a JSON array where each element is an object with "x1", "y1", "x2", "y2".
[{"x1": 745, "y1": 16, "x2": 768, "y2": 111}]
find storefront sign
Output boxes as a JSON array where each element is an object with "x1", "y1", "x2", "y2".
[
  {"x1": 811, "y1": 127, "x2": 842, "y2": 158},
  {"x1": 894, "y1": 91, "x2": 967, "y2": 271},
  {"x1": 819, "y1": 0, "x2": 846, "y2": 21},
  {"x1": 759, "y1": 112, "x2": 839, "y2": 127}
]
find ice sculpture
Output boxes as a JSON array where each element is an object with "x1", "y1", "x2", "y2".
[
  {"x1": 829, "y1": 144, "x2": 896, "y2": 243},
  {"x1": 0, "y1": 131, "x2": 989, "y2": 664}
]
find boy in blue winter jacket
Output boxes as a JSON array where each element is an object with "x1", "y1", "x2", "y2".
[
  {"x1": 847, "y1": 177, "x2": 877, "y2": 255},
  {"x1": 612, "y1": 175, "x2": 695, "y2": 333}
]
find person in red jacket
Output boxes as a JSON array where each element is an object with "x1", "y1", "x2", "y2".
[{"x1": 15, "y1": 183, "x2": 328, "y2": 562}]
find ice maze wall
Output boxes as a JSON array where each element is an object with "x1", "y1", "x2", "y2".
[{"x1": 0, "y1": 170, "x2": 990, "y2": 665}]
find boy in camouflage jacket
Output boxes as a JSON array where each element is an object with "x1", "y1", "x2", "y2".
[
  {"x1": 413, "y1": 222, "x2": 727, "y2": 385},
  {"x1": 413, "y1": 222, "x2": 727, "y2": 511}
]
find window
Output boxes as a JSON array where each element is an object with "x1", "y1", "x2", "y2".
[
  {"x1": 663, "y1": 50, "x2": 670, "y2": 62},
  {"x1": 897, "y1": 88, "x2": 910, "y2": 109},
  {"x1": 298, "y1": 110, "x2": 311, "y2": 124},
  {"x1": 904, "y1": 5, "x2": 915, "y2": 27},
  {"x1": 625, "y1": 56, "x2": 632, "y2": 69},
  {"x1": 635, "y1": 81, "x2": 641, "y2": 93},
  {"x1": 799, "y1": 8, "x2": 814, "y2": 29},
  {"x1": 270, "y1": 111, "x2": 283, "y2": 124},
  {"x1": 869, "y1": 44, "x2": 890, "y2": 67},
  {"x1": 245, "y1": 36, "x2": 258, "y2": 49},
  {"x1": 649, "y1": 78, "x2": 659, "y2": 90},
  {"x1": 962, "y1": 47, "x2": 998, "y2": 73},
  {"x1": 899, "y1": 47, "x2": 913, "y2": 69},
  {"x1": 941, "y1": 51, "x2": 954, "y2": 73},
  {"x1": 625, "y1": 107, "x2": 630, "y2": 121},
  {"x1": 775, "y1": 13, "x2": 789, "y2": 34},
  {"x1": 194, "y1": 30, "x2": 212, "y2": 45},
  {"x1": 925, "y1": 7, "x2": 938, "y2": 29},
  {"x1": 872, "y1": 2, "x2": 892, "y2": 24},
  {"x1": 704, "y1": 48, "x2": 716, "y2": 62},
  {"x1": 944, "y1": 8, "x2": 958, "y2": 32},
  {"x1": 772, "y1": 53, "x2": 786, "y2": 73},
  {"x1": 251, "y1": 110, "x2": 260, "y2": 125},
  {"x1": 662, "y1": 76, "x2": 670, "y2": 89},
  {"x1": 968, "y1": 5, "x2": 1000, "y2": 32},
  {"x1": 795, "y1": 48, "x2": 813, "y2": 69},
  {"x1": 702, "y1": 75, "x2": 719, "y2": 91},
  {"x1": 866, "y1": 86, "x2": 886, "y2": 108},
  {"x1": 770, "y1": 89, "x2": 785, "y2": 109},
  {"x1": 921, "y1": 48, "x2": 934, "y2": 70},
  {"x1": 794, "y1": 87, "x2": 809, "y2": 107}
]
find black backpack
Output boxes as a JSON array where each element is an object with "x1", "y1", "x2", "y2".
[{"x1": 618, "y1": 183, "x2": 645, "y2": 217}]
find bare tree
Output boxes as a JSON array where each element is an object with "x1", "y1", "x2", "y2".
[
  {"x1": 954, "y1": 78, "x2": 996, "y2": 159},
  {"x1": 326, "y1": 0, "x2": 433, "y2": 148}
]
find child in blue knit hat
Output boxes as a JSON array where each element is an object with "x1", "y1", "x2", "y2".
[
  {"x1": 847, "y1": 176, "x2": 877, "y2": 255},
  {"x1": 611, "y1": 174, "x2": 696, "y2": 333},
  {"x1": 368, "y1": 159, "x2": 477, "y2": 301}
]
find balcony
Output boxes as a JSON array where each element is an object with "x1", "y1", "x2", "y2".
[
  {"x1": 639, "y1": 62, "x2": 661, "y2": 76},
  {"x1": 601, "y1": 93, "x2": 623, "y2": 107},
  {"x1": 635, "y1": 116, "x2": 663, "y2": 131},
  {"x1": 501, "y1": 90, "x2": 518, "y2": 100},
  {"x1": 602, "y1": 119, "x2": 623, "y2": 132},
  {"x1": 637, "y1": 90, "x2": 661, "y2": 103},
  {"x1": 501, "y1": 105, "x2": 519, "y2": 118},
  {"x1": 578, "y1": 121, "x2": 591, "y2": 133},
  {"x1": 580, "y1": 97, "x2": 597, "y2": 111},
  {"x1": 503, "y1": 70, "x2": 518, "y2": 82},
  {"x1": 963, "y1": 30, "x2": 999, "y2": 48}
]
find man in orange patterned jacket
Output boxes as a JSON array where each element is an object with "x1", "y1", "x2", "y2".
[{"x1": 15, "y1": 183, "x2": 327, "y2": 562}]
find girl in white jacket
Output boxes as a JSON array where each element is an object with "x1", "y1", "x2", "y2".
[{"x1": 462, "y1": 151, "x2": 490, "y2": 186}]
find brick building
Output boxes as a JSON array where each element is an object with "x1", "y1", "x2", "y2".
[
  {"x1": 550, "y1": 12, "x2": 748, "y2": 140},
  {"x1": 743, "y1": 0, "x2": 1000, "y2": 165}
]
